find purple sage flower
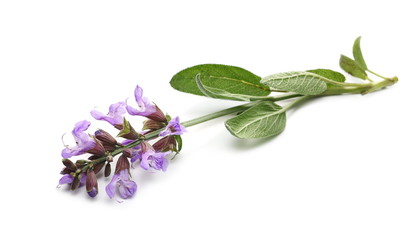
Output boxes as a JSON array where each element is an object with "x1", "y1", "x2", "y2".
[
  {"x1": 58, "y1": 174, "x2": 86, "y2": 187},
  {"x1": 105, "y1": 169, "x2": 137, "y2": 199},
  {"x1": 159, "y1": 116, "x2": 187, "y2": 137},
  {"x1": 126, "y1": 85, "x2": 156, "y2": 117},
  {"x1": 91, "y1": 102, "x2": 126, "y2": 126},
  {"x1": 61, "y1": 120, "x2": 96, "y2": 159},
  {"x1": 140, "y1": 149, "x2": 171, "y2": 172}
]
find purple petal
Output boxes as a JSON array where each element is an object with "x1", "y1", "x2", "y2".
[
  {"x1": 72, "y1": 120, "x2": 91, "y2": 139},
  {"x1": 140, "y1": 150, "x2": 151, "y2": 170},
  {"x1": 118, "y1": 180, "x2": 137, "y2": 199},
  {"x1": 91, "y1": 102, "x2": 126, "y2": 126},
  {"x1": 126, "y1": 85, "x2": 156, "y2": 117},
  {"x1": 87, "y1": 188, "x2": 98, "y2": 198},
  {"x1": 118, "y1": 170, "x2": 137, "y2": 199},
  {"x1": 59, "y1": 174, "x2": 74, "y2": 185},
  {"x1": 105, "y1": 173, "x2": 119, "y2": 199},
  {"x1": 159, "y1": 116, "x2": 187, "y2": 137},
  {"x1": 61, "y1": 120, "x2": 96, "y2": 158}
]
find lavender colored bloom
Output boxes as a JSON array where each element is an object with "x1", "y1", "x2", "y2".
[
  {"x1": 61, "y1": 120, "x2": 96, "y2": 159},
  {"x1": 58, "y1": 174, "x2": 86, "y2": 187},
  {"x1": 87, "y1": 188, "x2": 98, "y2": 198},
  {"x1": 91, "y1": 102, "x2": 126, "y2": 126},
  {"x1": 105, "y1": 169, "x2": 137, "y2": 199},
  {"x1": 126, "y1": 85, "x2": 156, "y2": 117},
  {"x1": 159, "y1": 116, "x2": 187, "y2": 137},
  {"x1": 140, "y1": 149, "x2": 171, "y2": 172}
]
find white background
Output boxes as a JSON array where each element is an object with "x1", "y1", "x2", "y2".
[{"x1": 1, "y1": 0, "x2": 416, "y2": 239}]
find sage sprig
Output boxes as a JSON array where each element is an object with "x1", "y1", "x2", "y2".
[{"x1": 58, "y1": 37, "x2": 398, "y2": 200}]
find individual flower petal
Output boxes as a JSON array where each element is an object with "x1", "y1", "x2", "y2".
[
  {"x1": 61, "y1": 120, "x2": 96, "y2": 158},
  {"x1": 140, "y1": 149, "x2": 171, "y2": 172},
  {"x1": 58, "y1": 174, "x2": 86, "y2": 187},
  {"x1": 105, "y1": 174, "x2": 118, "y2": 199},
  {"x1": 91, "y1": 102, "x2": 126, "y2": 126},
  {"x1": 159, "y1": 116, "x2": 187, "y2": 137},
  {"x1": 59, "y1": 174, "x2": 74, "y2": 185},
  {"x1": 87, "y1": 188, "x2": 98, "y2": 198},
  {"x1": 126, "y1": 85, "x2": 156, "y2": 117},
  {"x1": 105, "y1": 169, "x2": 137, "y2": 199},
  {"x1": 118, "y1": 170, "x2": 137, "y2": 199}
]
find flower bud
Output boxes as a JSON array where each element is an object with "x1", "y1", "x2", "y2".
[
  {"x1": 153, "y1": 136, "x2": 177, "y2": 152},
  {"x1": 60, "y1": 167, "x2": 73, "y2": 175},
  {"x1": 123, "y1": 148, "x2": 132, "y2": 158},
  {"x1": 105, "y1": 163, "x2": 111, "y2": 177},
  {"x1": 95, "y1": 129, "x2": 117, "y2": 145},
  {"x1": 115, "y1": 155, "x2": 130, "y2": 174},
  {"x1": 87, "y1": 138, "x2": 106, "y2": 157},
  {"x1": 62, "y1": 159, "x2": 76, "y2": 171},
  {"x1": 93, "y1": 162, "x2": 105, "y2": 174},
  {"x1": 146, "y1": 105, "x2": 167, "y2": 122},
  {"x1": 140, "y1": 141, "x2": 153, "y2": 153},
  {"x1": 86, "y1": 171, "x2": 98, "y2": 198},
  {"x1": 142, "y1": 119, "x2": 166, "y2": 131},
  {"x1": 70, "y1": 175, "x2": 81, "y2": 190},
  {"x1": 102, "y1": 143, "x2": 116, "y2": 152}
]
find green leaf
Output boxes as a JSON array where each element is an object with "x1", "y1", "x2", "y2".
[
  {"x1": 195, "y1": 74, "x2": 262, "y2": 101},
  {"x1": 225, "y1": 101, "x2": 286, "y2": 139},
  {"x1": 170, "y1": 64, "x2": 270, "y2": 99},
  {"x1": 174, "y1": 135, "x2": 182, "y2": 152},
  {"x1": 339, "y1": 55, "x2": 367, "y2": 80},
  {"x1": 353, "y1": 36, "x2": 368, "y2": 70},
  {"x1": 260, "y1": 71, "x2": 328, "y2": 95},
  {"x1": 306, "y1": 69, "x2": 346, "y2": 83}
]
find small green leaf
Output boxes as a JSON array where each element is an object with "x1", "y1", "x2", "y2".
[
  {"x1": 339, "y1": 55, "x2": 367, "y2": 80},
  {"x1": 261, "y1": 71, "x2": 327, "y2": 95},
  {"x1": 225, "y1": 101, "x2": 286, "y2": 139},
  {"x1": 353, "y1": 36, "x2": 368, "y2": 70},
  {"x1": 174, "y1": 135, "x2": 182, "y2": 152},
  {"x1": 170, "y1": 64, "x2": 270, "y2": 99},
  {"x1": 195, "y1": 74, "x2": 260, "y2": 101},
  {"x1": 307, "y1": 69, "x2": 346, "y2": 83}
]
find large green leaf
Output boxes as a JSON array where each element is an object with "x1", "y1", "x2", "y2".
[
  {"x1": 225, "y1": 101, "x2": 286, "y2": 139},
  {"x1": 339, "y1": 55, "x2": 367, "y2": 80},
  {"x1": 307, "y1": 69, "x2": 346, "y2": 83},
  {"x1": 353, "y1": 36, "x2": 368, "y2": 70},
  {"x1": 261, "y1": 71, "x2": 328, "y2": 95},
  {"x1": 170, "y1": 64, "x2": 270, "y2": 99}
]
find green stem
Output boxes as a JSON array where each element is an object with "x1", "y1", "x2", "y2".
[
  {"x1": 182, "y1": 93, "x2": 301, "y2": 127},
  {"x1": 367, "y1": 69, "x2": 388, "y2": 80},
  {"x1": 321, "y1": 77, "x2": 398, "y2": 95}
]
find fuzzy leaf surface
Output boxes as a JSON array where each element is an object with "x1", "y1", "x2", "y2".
[
  {"x1": 261, "y1": 71, "x2": 327, "y2": 95},
  {"x1": 225, "y1": 101, "x2": 286, "y2": 139},
  {"x1": 170, "y1": 64, "x2": 270, "y2": 99},
  {"x1": 195, "y1": 74, "x2": 265, "y2": 101}
]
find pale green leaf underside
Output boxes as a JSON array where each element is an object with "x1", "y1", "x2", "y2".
[
  {"x1": 353, "y1": 36, "x2": 368, "y2": 70},
  {"x1": 196, "y1": 74, "x2": 267, "y2": 101},
  {"x1": 170, "y1": 64, "x2": 270, "y2": 99},
  {"x1": 261, "y1": 71, "x2": 328, "y2": 95},
  {"x1": 225, "y1": 101, "x2": 286, "y2": 139},
  {"x1": 339, "y1": 55, "x2": 367, "y2": 80}
]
